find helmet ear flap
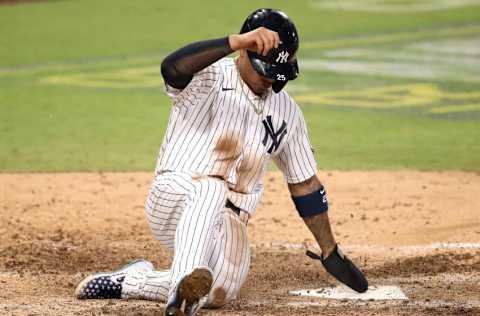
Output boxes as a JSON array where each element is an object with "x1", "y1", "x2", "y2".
[
  {"x1": 272, "y1": 59, "x2": 298, "y2": 93},
  {"x1": 272, "y1": 80, "x2": 287, "y2": 93}
]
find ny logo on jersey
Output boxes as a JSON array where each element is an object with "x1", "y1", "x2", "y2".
[
  {"x1": 262, "y1": 115, "x2": 287, "y2": 154},
  {"x1": 276, "y1": 51, "x2": 289, "y2": 63}
]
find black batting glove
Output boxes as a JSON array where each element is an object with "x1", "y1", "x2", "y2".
[{"x1": 306, "y1": 244, "x2": 368, "y2": 293}]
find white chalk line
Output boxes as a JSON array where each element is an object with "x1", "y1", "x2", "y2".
[
  {"x1": 286, "y1": 300, "x2": 480, "y2": 310},
  {"x1": 383, "y1": 272, "x2": 480, "y2": 284},
  {"x1": 252, "y1": 242, "x2": 480, "y2": 253},
  {"x1": 302, "y1": 34, "x2": 480, "y2": 83},
  {"x1": 303, "y1": 24, "x2": 480, "y2": 50},
  {"x1": 301, "y1": 58, "x2": 480, "y2": 83},
  {"x1": 289, "y1": 273, "x2": 480, "y2": 303},
  {"x1": 309, "y1": 0, "x2": 480, "y2": 13},
  {"x1": 290, "y1": 285, "x2": 408, "y2": 300},
  {"x1": 286, "y1": 299, "x2": 480, "y2": 309}
]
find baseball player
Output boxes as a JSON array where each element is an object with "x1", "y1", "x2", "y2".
[{"x1": 75, "y1": 8, "x2": 368, "y2": 316}]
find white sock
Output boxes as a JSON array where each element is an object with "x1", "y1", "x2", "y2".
[{"x1": 122, "y1": 268, "x2": 170, "y2": 302}]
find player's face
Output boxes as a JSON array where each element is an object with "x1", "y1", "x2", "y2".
[{"x1": 237, "y1": 51, "x2": 274, "y2": 95}]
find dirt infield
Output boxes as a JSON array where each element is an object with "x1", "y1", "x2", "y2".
[{"x1": 0, "y1": 171, "x2": 479, "y2": 315}]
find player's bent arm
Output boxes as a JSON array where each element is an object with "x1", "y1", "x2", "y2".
[
  {"x1": 161, "y1": 27, "x2": 279, "y2": 89},
  {"x1": 288, "y1": 175, "x2": 369, "y2": 293},
  {"x1": 161, "y1": 37, "x2": 233, "y2": 89},
  {"x1": 288, "y1": 175, "x2": 336, "y2": 257}
]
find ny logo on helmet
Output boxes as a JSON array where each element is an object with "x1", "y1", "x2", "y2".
[{"x1": 276, "y1": 51, "x2": 289, "y2": 63}]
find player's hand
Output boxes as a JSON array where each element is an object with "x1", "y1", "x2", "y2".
[
  {"x1": 229, "y1": 27, "x2": 280, "y2": 56},
  {"x1": 306, "y1": 245, "x2": 368, "y2": 293}
]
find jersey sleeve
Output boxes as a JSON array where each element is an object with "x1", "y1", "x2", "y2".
[
  {"x1": 164, "y1": 62, "x2": 221, "y2": 106},
  {"x1": 272, "y1": 111, "x2": 318, "y2": 183}
]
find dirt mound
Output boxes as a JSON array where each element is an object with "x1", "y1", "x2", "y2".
[
  {"x1": 370, "y1": 251, "x2": 480, "y2": 278},
  {"x1": 1, "y1": 171, "x2": 479, "y2": 315}
]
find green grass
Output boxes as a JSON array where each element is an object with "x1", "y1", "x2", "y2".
[
  {"x1": 0, "y1": 75, "x2": 168, "y2": 171},
  {"x1": 1, "y1": 0, "x2": 480, "y2": 171},
  {"x1": 304, "y1": 106, "x2": 480, "y2": 170}
]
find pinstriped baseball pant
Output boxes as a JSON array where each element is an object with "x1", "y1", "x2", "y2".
[{"x1": 122, "y1": 171, "x2": 251, "y2": 307}]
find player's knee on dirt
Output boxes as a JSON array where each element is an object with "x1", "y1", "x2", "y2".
[
  {"x1": 207, "y1": 287, "x2": 228, "y2": 308},
  {"x1": 204, "y1": 212, "x2": 251, "y2": 309},
  {"x1": 205, "y1": 286, "x2": 235, "y2": 308}
]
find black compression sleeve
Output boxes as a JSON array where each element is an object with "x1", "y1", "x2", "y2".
[{"x1": 160, "y1": 37, "x2": 233, "y2": 89}]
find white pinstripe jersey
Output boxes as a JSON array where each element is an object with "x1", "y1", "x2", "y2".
[{"x1": 156, "y1": 58, "x2": 317, "y2": 215}]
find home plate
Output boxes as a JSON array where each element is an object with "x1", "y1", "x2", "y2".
[{"x1": 289, "y1": 285, "x2": 408, "y2": 300}]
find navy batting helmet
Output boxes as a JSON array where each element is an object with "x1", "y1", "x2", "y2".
[{"x1": 240, "y1": 8, "x2": 299, "y2": 93}]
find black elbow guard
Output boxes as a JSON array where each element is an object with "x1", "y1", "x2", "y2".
[{"x1": 291, "y1": 185, "x2": 328, "y2": 218}]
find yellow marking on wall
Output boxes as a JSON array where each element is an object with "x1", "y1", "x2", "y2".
[
  {"x1": 434, "y1": 91, "x2": 480, "y2": 100},
  {"x1": 40, "y1": 66, "x2": 480, "y2": 115},
  {"x1": 297, "y1": 84, "x2": 438, "y2": 108},
  {"x1": 296, "y1": 83, "x2": 480, "y2": 113},
  {"x1": 41, "y1": 66, "x2": 163, "y2": 88},
  {"x1": 429, "y1": 104, "x2": 480, "y2": 114}
]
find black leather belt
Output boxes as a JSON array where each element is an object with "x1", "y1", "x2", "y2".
[{"x1": 225, "y1": 200, "x2": 241, "y2": 216}]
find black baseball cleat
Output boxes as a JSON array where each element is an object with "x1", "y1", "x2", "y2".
[
  {"x1": 165, "y1": 267, "x2": 213, "y2": 316},
  {"x1": 75, "y1": 259, "x2": 154, "y2": 299}
]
